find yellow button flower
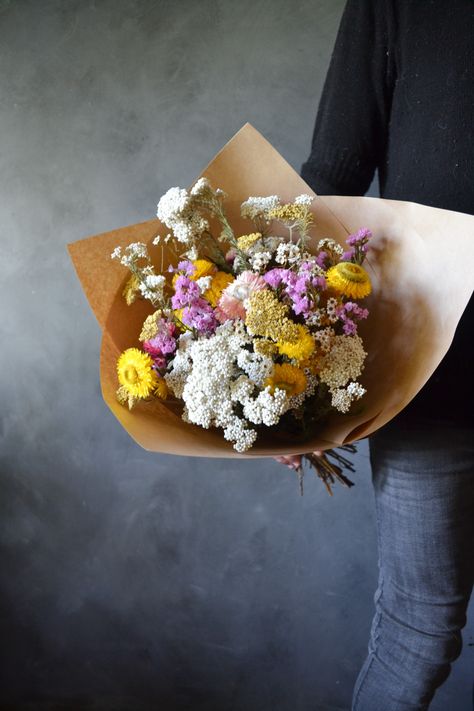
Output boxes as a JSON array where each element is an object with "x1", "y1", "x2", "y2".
[
  {"x1": 117, "y1": 348, "x2": 158, "y2": 399},
  {"x1": 326, "y1": 262, "x2": 371, "y2": 299},
  {"x1": 265, "y1": 363, "x2": 307, "y2": 396}
]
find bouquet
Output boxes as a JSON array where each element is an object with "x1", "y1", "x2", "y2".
[
  {"x1": 68, "y1": 124, "x2": 474, "y2": 492},
  {"x1": 110, "y1": 182, "x2": 374, "y2": 490}
]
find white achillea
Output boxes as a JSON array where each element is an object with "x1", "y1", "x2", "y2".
[
  {"x1": 157, "y1": 186, "x2": 209, "y2": 245},
  {"x1": 330, "y1": 382, "x2": 366, "y2": 413},
  {"x1": 319, "y1": 334, "x2": 367, "y2": 391},
  {"x1": 196, "y1": 275, "x2": 213, "y2": 293},
  {"x1": 317, "y1": 238, "x2": 344, "y2": 257},
  {"x1": 305, "y1": 309, "x2": 324, "y2": 327},
  {"x1": 164, "y1": 322, "x2": 291, "y2": 451},
  {"x1": 294, "y1": 194, "x2": 314, "y2": 206},
  {"x1": 242, "y1": 387, "x2": 288, "y2": 426},
  {"x1": 275, "y1": 242, "x2": 301, "y2": 265},
  {"x1": 314, "y1": 327, "x2": 335, "y2": 353},
  {"x1": 250, "y1": 250, "x2": 272, "y2": 271},
  {"x1": 326, "y1": 297, "x2": 339, "y2": 323},
  {"x1": 240, "y1": 195, "x2": 280, "y2": 220},
  {"x1": 236, "y1": 350, "x2": 273, "y2": 386}
]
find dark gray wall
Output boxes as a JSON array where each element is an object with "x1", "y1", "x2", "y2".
[{"x1": 1, "y1": 1, "x2": 472, "y2": 710}]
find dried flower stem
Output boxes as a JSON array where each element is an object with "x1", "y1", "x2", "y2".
[{"x1": 295, "y1": 444, "x2": 357, "y2": 496}]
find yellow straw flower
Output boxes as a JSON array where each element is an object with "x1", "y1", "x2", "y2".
[
  {"x1": 277, "y1": 324, "x2": 315, "y2": 362},
  {"x1": 190, "y1": 259, "x2": 217, "y2": 280},
  {"x1": 122, "y1": 274, "x2": 140, "y2": 305},
  {"x1": 326, "y1": 262, "x2": 372, "y2": 299},
  {"x1": 204, "y1": 271, "x2": 234, "y2": 306},
  {"x1": 154, "y1": 378, "x2": 169, "y2": 399},
  {"x1": 117, "y1": 348, "x2": 158, "y2": 399},
  {"x1": 265, "y1": 363, "x2": 307, "y2": 396}
]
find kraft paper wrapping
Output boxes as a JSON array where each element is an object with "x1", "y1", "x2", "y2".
[{"x1": 68, "y1": 123, "x2": 474, "y2": 458}]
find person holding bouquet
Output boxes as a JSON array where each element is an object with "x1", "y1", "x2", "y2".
[{"x1": 277, "y1": 1, "x2": 474, "y2": 709}]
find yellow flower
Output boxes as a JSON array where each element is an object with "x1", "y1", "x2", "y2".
[
  {"x1": 277, "y1": 324, "x2": 315, "y2": 362},
  {"x1": 265, "y1": 364, "x2": 307, "y2": 396},
  {"x1": 122, "y1": 274, "x2": 140, "y2": 305},
  {"x1": 267, "y1": 203, "x2": 308, "y2": 223},
  {"x1": 117, "y1": 348, "x2": 158, "y2": 399},
  {"x1": 237, "y1": 233, "x2": 262, "y2": 251},
  {"x1": 154, "y1": 378, "x2": 168, "y2": 399},
  {"x1": 190, "y1": 259, "x2": 217, "y2": 280},
  {"x1": 139, "y1": 311, "x2": 161, "y2": 341},
  {"x1": 245, "y1": 290, "x2": 299, "y2": 342},
  {"x1": 204, "y1": 271, "x2": 234, "y2": 306},
  {"x1": 326, "y1": 262, "x2": 372, "y2": 299}
]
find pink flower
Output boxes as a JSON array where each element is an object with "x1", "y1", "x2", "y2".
[{"x1": 216, "y1": 271, "x2": 267, "y2": 321}]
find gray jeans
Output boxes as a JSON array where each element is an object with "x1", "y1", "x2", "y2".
[{"x1": 352, "y1": 420, "x2": 474, "y2": 711}]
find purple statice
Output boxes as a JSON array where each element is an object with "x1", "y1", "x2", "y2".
[
  {"x1": 263, "y1": 268, "x2": 290, "y2": 288},
  {"x1": 315, "y1": 251, "x2": 329, "y2": 269},
  {"x1": 171, "y1": 275, "x2": 201, "y2": 308},
  {"x1": 345, "y1": 228, "x2": 372, "y2": 264},
  {"x1": 182, "y1": 299, "x2": 217, "y2": 334},
  {"x1": 337, "y1": 301, "x2": 369, "y2": 335}
]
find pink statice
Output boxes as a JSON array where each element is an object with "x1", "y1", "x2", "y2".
[
  {"x1": 171, "y1": 275, "x2": 201, "y2": 308},
  {"x1": 345, "y1": 228, "x2": 372, "y2": 264},
  {"x1": 216, "y1": 270, "x2": 267, "y2": 322},
  {"x1": 143, "y1": 319, "x2": 177, "y2": 368},
  {"x1": 182, "y1": 299, "x2": 217, "y2": 334},
  {"x1": 336, "y1": 302, "x2": 369, "y2": 335}
]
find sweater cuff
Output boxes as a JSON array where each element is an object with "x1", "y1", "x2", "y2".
[{"x1": 300, "y1": 144, "x2": 376, "y2": 196}]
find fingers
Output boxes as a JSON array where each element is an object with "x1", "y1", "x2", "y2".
[{"x1": 274, "y1": 454, "x2": 302, "y2": 469}]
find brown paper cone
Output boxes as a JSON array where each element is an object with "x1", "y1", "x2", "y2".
[{"x1": 68, "y1": 123, "x2": 474, "y2": 457}]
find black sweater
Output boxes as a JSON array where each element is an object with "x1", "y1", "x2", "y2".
[{"x1": 301, "y1": 0, "x2": 474, "y2": 425}]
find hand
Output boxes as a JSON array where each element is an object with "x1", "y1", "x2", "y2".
[{"x1": 274, "y1": 451, "x2": 323, "y2": 470}]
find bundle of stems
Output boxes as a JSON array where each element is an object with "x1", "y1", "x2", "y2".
[{"x1": 296, "y1": 445, "x2": 358, "y2": 496}]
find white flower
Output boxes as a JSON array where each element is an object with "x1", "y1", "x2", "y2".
[
  {"x1": 190, "y1": 177, "x2": 211, "y2": 196},
  {"x1": 157, "y1": 186, "x2": 209, "y2": 245},
  {"x1": 249, "y1": 250, "x2": 272, "y2": 271},
  {"x1": 317, "y1": 238, "x2": 343, "y2": 256},
  {"x1": 111, "y1": 246, "x2": 122, "y2": 260},
  {"x1": 145, "y1": 274, "x2": 166, "y2": 288},
  {"x1": 330, "y1": 381, "x2": 366, "y2": 413},
  {"x1": 240, "y1": 195, "x2": 280, "y2": 220},
  {"x1": 196, "y1": 276, "x2": 212, "y2": 293},
  {"x1": 326, "y1": 297, "x2": 339, "y2": 323},
  {"x1": 275, "y1": 242, "x2": 301, "y2": 265},
  {"x1": 314, "y1": 327, "x2": 335, "y2": 353},
  {"x1": 294, "y1": 194, "x2": 314, "y2": 206},
  {"x1": 319, "y1": 335, "x2": 367, "y2": 390},
  {"x1": 242, "y1": 386, "x2": 289, "y2": 426}
]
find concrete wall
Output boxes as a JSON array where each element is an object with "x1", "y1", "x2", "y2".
[{"x1": 1, "y1": 1, "x2": 472, "y2": 709}]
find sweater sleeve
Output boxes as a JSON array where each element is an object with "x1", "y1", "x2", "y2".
[{"x1": 300, "y1": 0, "x2": 396, "y2": 196}]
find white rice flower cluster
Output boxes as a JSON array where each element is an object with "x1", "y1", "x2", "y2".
[
  {"x1": 242, "y1": 387, "x2": 288, "y2": 426},
  {"x1": 275, "y1": 242, "x2": 301, "y2": 265},
  {"x1": 319, "y1": 334, "x2": 367, "y2": 391},
  {"x1": 236, "y1": 350, "x2": 273, "y2": 386},
  {"x1": 330, "y1": 382, "x2": 366, "y2": 413},
  {"x1": 317, "y1": 238, "x2": 344, "y2": 257},
  {"x1": 114, "y1": 242, "x2": 148, "y2": 268},
  {"x1": 294, "y1": 194, "x2": 314, "y2": 206},
  {"x1": 249, "y1": 250, "x2": 272, "y2": 271},
  {"x1": 305, "y1": 309, "x2": 324, "y2": 327},
  {"x1": 326, "y1": 297, "x2": 339, "y2": 324},
  {"x1": 240, "y1": 195, "x2": 280, "y2": 220},
  {"x1": 138, "y1": 273, "x2": 166, "y2": 302},
  {"x1": 164, "y1": 322, "x2": 290, "y2": 452},
  {"x1": 288, "y1": 370, "x2": 319, "y2": 410},
  {"x1": 157, "y1": 186, "x2": 209, "y2": 246},
  {"x1": 196, "y1": 275, "x2": 213, "y2": 293},
  {"x1": 314, "y1": 327, "x2": 335, "y2": 353}
]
